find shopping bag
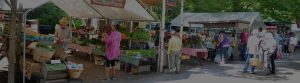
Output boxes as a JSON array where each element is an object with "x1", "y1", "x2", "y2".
[
  {"x1": 214, "y1": 54, "x2": 221, "y2": 63},
  {"x1": 250, "y1": 55, "x2": 260, "y2": 67},
  {"x1": 275, "y1": 48, "x2": 282, "y2": 60}
]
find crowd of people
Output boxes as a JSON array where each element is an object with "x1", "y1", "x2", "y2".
[{"x1": 242, "y1": 28, "x2": 298, "y2": 75}]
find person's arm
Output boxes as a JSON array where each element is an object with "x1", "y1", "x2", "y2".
[
  {"x1": 54, "y1": 24, "x2": 62, "y2": 44},
  {"x1": 217, "y1": 35, "x2": 224, "y2": 46},
  {"x1": 103, "y1": 34, "x2": 113, "y2": 44}
]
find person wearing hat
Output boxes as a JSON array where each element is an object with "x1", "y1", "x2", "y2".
[
  {"x1": 167, "y1": 29, "x2": 182, "y2": 74},
  {"x1": 260, "y1": 32, "x2": 277, "y2": 75},
  {"x1": 55, "y1": 17, "x2": 72, "y2": 49}
]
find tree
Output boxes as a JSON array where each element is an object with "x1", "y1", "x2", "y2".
[
  {"x1": 148, "y1": 0, "x2": 300, "y2": 23},
  {"x1": 27, "y1": 2, "x2": 67, "y2": 27}
]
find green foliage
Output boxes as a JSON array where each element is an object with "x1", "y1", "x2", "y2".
[
  {"x1": 72, "y1": 18, "x2": 83, "y2": 29},
  {"x1": 27, "y1": 2, "x2": 67, "y2": 27},
  {"x1": 150, "y1": 0, "x2": 300, "y2": 23},
  {"x1": 129, "y1": 28, "x2": 150, "y2": 41}
]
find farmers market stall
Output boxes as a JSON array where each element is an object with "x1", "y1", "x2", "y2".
[{"x1": 171, "y1": 12, "x2": 267, "y2": 61}]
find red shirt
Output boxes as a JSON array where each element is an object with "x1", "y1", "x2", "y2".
[{"x1": 241, "y1": 32, "x2": 249, "y2": 45}]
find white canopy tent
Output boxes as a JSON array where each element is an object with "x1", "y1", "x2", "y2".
[
  {"x1": 171, "y1": 12, "x2": 266, "y2": 29},
  {"x1": 0, "y1": 0, "x2": 156, "y2": 21}
]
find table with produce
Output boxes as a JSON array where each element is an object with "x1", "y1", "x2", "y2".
[
  {"x1": 117, "y1": 25, "x2": 157, "y2": 73},
  {"x1": 21, "y1": 30, "x2": 84, "y2": 82}
]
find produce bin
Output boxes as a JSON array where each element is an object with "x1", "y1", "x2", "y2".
[{"x1": 42, "y1": 63, "x2": 67, "y2": 80}]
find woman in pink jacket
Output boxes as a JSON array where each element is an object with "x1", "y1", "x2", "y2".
[{"x1": 101, "y1": 24, "x2": 122, "y2": 81}]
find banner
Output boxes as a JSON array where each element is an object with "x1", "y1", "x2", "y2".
[
  {"x1": 167, "y1": 0, "x2": 177, "y2": 7},
  {"x1": 141, "y1": 0, "x2": 161, "y2": 6},
  {"x1": 91, "y1": 0, "x2": 126, "y2": 8}
]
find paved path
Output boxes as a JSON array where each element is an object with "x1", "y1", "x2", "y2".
[{"x1": 1, "y1": 50, "x2": 300, "y2": 83}]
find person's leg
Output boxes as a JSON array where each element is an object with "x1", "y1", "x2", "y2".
[
  {"x1": 271, "y1": 54, "x2": 276, "y2": 74},
  {"x1": 175, "y1": 51, "x2": 181, "y2": 73},
  {"x1": 111, "y1": 60, "x2": 116, "y2": 80},
  {"x1": 242, "y1": 45, "x2": 247, "y2": 60},
  {"x1": 169, "y1": 51, "x2": 176, "y2": 71},
  {"x1": 220, "y1": 47, "x2": 227, "y2": 64},
  {"x1": 249, "y1": 54, "x2": 255, "y2": 73},
  {"x1": 266, "y1": 54, "x2": 272, "y2": 75},
  {"x1": 289, "y1": 45, "x2": 293, "y2": 58},
  {"x1": 105, "y1": 59, "x2": 111, "y2": 80},
  {"x1": 243, "y1": 54, "x2": 250, "y2": 72},
  {"x1": 219, "y1": 47, "x2": 224, "y2": 64}
]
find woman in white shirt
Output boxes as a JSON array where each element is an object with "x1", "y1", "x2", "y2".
[
  {"x1": 289, "y1": 32, "x2": 298, "y2": 59},
  {"x1": 243, "y1": 29, "x2": 259, "y2": 74}
]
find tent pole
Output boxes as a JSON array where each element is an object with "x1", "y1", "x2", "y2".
[
  {"x1": 159, "y1": 0, "x2": 166, "y2": 73},
  {"x1": 179, "y1": 0, "x2": 185, "y2": 71},
  {"x1": 8, "y1": 0, "x2": 17, "y2": 82},
  {"x1": 129, "y1": 21, "x2": 133, "y2": 49}
]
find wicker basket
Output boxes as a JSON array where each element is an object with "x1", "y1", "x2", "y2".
[
  {"x1": 33, "y1": 47, "x2": 55, "y2": 62},
  {"x1": 68, "y1": 69, "x2": 83, "y2": 79}
]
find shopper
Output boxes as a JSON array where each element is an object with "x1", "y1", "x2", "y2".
[
  {"x1": 283, "y1": 33, "x2": 290, "y2": 55},
  {"x1": 167, "y1": 29, "x2": 182, "y2": 74},
  {"x1": 260, "y1": 33, "x2": 277, "y2": 75},
  {"x1": 289, "y1": 32, "x2": 298, "y2": 59},
  {"x1": 217, "y1": 30, "x2": 230, "y2": 64},
  {"x1": 102, "y1": 24, "x2": 122, "y2": 81},
  {"x1": 55, "y1": 17, "x2": 72, "y2": 49},
  {"x1": 243, "y1": 29, "x2": 259, "y2": 74},
  {"x1": 241, "y1": 30, "x2": 249, "y2": 60}
]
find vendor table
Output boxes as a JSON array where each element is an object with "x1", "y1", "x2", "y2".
[
  {"x1": 181, "y1": 48, "x2": 208, "y2": 64},
  {"x1": 181, "y1": 48, "x2": 208, "y2": 60},
  {"x1": 68, "y1": 43, "x2": 96, "y2": 62}
]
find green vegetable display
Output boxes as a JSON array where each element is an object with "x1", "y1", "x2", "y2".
[
  {"x1": 46, "y1": 63, "x2": 67, "y2": 71},
  {"x1": 126, "y1": 49, "x2": 156, "y2": 58},
  {"x1": 129, "y1": 28, "x2": 150, "y2": 41}
]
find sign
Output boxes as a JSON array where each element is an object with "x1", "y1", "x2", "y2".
[
  {"x1": 91, "y1": 0, "x2": 126, "y2": 8},
  {"x1": 141, "y1": 0, "x2": 161, "y2": 6},
  {"x1": 167, "y1": 0, "x2": 177, "y2": 7},
  {"x1": 50, "y1": 60, "x2": 62, "y2": 64}
]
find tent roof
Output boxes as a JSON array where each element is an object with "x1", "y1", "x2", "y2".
[
  {"x1": 1, "y1": 0, "x2": 155, "y2": 21},
  {"x1": 84, "y1": 0, "x2": 155, "y2": 21},
  {"x1": 51, "y1": 0, "x2": 102, "y2": 18},
  {"x1": 171, "y1": 12, "x2": 262, "y2": 27}
]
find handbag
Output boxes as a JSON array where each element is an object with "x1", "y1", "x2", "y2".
[{"x1": 250, "y1": 54, "x2": 260, "y2": 67}]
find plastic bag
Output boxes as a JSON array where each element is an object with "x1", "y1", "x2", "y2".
[{"x1": 214, "y1": 54, "x2": 221, "y2": 63}]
